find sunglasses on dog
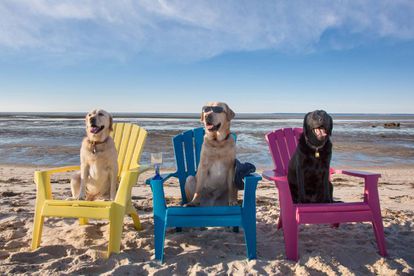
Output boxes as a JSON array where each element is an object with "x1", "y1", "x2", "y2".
[{"x1": 202, "y1": 106, "x2": 225, "y2": 113}]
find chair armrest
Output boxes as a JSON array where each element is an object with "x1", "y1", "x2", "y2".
[
  {"x1": 145, "y1": 172, "x2": 178, "y2": 185},
  {"x1": 261, "y1": 170, "x2": 293, "y2": 209},
  {"x1": 262, "y1": 170, "x2": 287, "y2": 181},
  {"x1": 115, "y1": 168, "x2": 141, "y2": 205},
  {"x1": 242, "y1": 173, "x2": 262, "y2": 209},
  {"x1": 244, "y1": 173, "x2": 262, "y2": 184},
  {"x1": 33, "y1": 165, "x2": 80, "y2": 201},
  {"x1": 336, "y1": 169, "x2": 381, "y2": 179},
  {"x1": 336, "y1": 169, "x2": 381, "y2": 204},
  {"x1": 36, "y1": 165, "x2": 80, "y2": 176},
  {"x1": 121, "y1": 164, "x2": 152, "y2": 178}
]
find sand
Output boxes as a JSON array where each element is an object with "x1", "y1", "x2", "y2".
[{"x1": 0, "y1": 164, "x2": 413, "y2": 275}]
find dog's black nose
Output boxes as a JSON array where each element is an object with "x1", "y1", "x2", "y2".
[
  {"x1": 206, "y1": 114, "x2": 214, "y2": 125},
  {"x1": 90, "y1": 117, "x2": 96, "y2": 125}
]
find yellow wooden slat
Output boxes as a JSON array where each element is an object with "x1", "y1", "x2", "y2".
[
  {"x1": 117, "y1": 124, "x2": 132, "y2": 174},
  {"x1": 43, "y1": 205, "x2": 111, "y2": 219},
  {"x1": 122, "y1": 125, "x2": 140, "y2": 172},
  {"x1": 113, "y1": 123, "x2": 125, "y2": 152},
  {"x1": 130, "y1": 128, "x2": 147, "y2": 168}
]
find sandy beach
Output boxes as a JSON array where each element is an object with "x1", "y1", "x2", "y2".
[{"x1": 0, "y1": 164, "x2": 413, "y2": 275}]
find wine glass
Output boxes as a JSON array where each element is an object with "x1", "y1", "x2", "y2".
[{"x1": 151, "y1": 152, "x2": 163, "y2": 180}]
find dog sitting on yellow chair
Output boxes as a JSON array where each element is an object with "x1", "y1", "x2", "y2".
[
  {"x1": 185, "y1": 102, "x2": 237, "y2": 207},
  {"x1": 71, "y1": 109, "x2": 118, "y2": 201}
]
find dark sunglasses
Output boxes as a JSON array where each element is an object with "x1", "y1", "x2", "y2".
[{"x1": 202, "y1": 106, "x2": 225, "y2": 113}]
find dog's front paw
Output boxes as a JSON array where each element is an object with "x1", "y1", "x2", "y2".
[
  {"x1": 184, "y1": 200, "x2": 200, "y2": 207},
  {"x1": 228, "y1": 200, "x2": 239, "y2": 206},
  {"x1": 76, "y1": 193, "x2": 85, "y2": 200}
]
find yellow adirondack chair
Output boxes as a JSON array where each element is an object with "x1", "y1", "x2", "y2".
[{"x1": 31, "y1": 123, "x2": 148, "y2": 257}]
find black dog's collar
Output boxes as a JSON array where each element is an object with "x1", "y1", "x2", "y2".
[
  {"x1": 304, "y1": 135, "x2": 328, "y2": 158},
  {"x1": 88, "y1": 137, "x2": 109, "y2": 154}
]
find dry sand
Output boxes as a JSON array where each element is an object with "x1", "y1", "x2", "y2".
[{"x1": 0, "y1": 164, "x2": 413, "y2": 275}]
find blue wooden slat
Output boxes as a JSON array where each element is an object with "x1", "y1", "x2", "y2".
[
  {"x1": 173, "y1": 134, "x2": 186, "y2": 174},
  {"x1": 193, "y1": 127, "x2": 204, "y2": 169},
  {"x1": 183, "y1": 130, "x2": 196, "y2": 177},
  {"x1": 173, "y1": 134, "x2": 188, "y2": 202},
  {"x1": 167, "y1": 206, "x2": 241, "y2": 216},
  {"x1": 166, "y1": 215, "x2": 242, "y2": 227}
]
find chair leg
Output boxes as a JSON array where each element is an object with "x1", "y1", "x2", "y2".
[
  {"x1": 31, "y1": 214, "x2": 44, "y2": 250},
  {"x1": 283, "y1": 217, "x2": 299, "y2": 261},
  {"x1": 107, "y1": 207, "x2": 124, "y2": 258},
  {"x1": 127, "y1": 201, "x2": 142, "y2": 230},
  {"x1": 372, "y1": 217, "x2": 387, "y2": 257},
  {"x1": 243, "y1": 222, "x2": 256, "y2": 260},
  {"x1": 154, "y1": 216, "x2": 166, "y2": 262},
  {"x1": 79, "y1": 218, "x2": 89, "y2": 225}
]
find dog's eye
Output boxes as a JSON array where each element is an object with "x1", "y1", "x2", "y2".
[{"x1": 98, "y1": 113, "x2": 104, "y2": 116}]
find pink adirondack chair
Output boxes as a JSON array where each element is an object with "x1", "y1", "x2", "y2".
[{"x1": 262, "y1": 128, "x2": 387, "y2": 261}]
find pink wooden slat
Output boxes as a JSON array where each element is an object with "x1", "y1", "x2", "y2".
[
  {"x1": 293, "y1": 128, "x2": 303, "y2": 146},
  {"x1": 283, "y1": 128, "x2": 297, "y2": 159},
  {"x1": 265, "y1": 131, "x2": 284, "y2": 173},
  {"x1": 275, "y1": 130, "x2": 291, "y2": 174},
  {"x1": 299, "y1": 211, "x2": 373, "y2": 224},
  {"x1": 296, "y1": 202, "x2": 370, "y2": 212}
]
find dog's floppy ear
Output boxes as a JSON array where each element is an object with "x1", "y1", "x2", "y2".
[
  {"x1": 327, "y1": 113, "x2": 333, "y2": 135},
  {"x1": 84, "y1": 112, "x2": 89, "y2": 126},
  {"x1": 109, "y1": 114, "x2": 113, "y2": 131},
  {"x1": 200, "y1": 110, "x2": 204, "y2": 122},
  {"x1": 303, "y1": 112, "x2": 311, "y2": 133},
  {"x1": 225, "y1": 104, "x2": 235, "y2": 121}
]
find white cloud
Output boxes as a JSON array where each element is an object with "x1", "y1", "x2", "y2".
[{"x1": 0, "y1": 0, "x2": 413, "y2": 61}]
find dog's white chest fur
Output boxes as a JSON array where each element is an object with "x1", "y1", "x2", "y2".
[
  {"x1": 209, "y1": 161, "x2": 227, "y2": 182},
  {"x1": 88, "y1": 163, "x2": 99, "y2": 179}
]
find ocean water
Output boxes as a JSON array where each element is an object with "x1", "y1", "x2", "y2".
[{"x1": 0, "y1": 112, "x2": 413, "y2": 169}]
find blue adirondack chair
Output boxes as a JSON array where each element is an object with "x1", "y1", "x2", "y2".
[{"x1": 148, "y1": 127, "x2": 262, "y2": 262}]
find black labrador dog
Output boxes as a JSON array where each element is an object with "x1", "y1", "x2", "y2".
[{"x1": 288, "y1": 110, "x2": 334, "y2": 203}]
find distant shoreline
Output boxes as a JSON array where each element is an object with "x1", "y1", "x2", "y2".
[{"x1": 1, "y1": 112, "x2": 414, "y2": 120}]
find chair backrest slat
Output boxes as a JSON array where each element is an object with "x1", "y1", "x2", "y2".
[
  {"x1": 129, "y1": 126, "x2": 147, "y2": 170},
  {"x1": 294, "y1": 128, "x2": 303, "y2": 143},
  {"x1": 266, "y1": 130, "x2": 284, "y2": 174},
  {"x1": 275, "y1": 130, "x2": 291, "y2": 174},
  {"x1": 284, "y1": 128, "x2": 297, "y2": 158},
  {"x1": 183, "y1": 130, "x2": 196, "y2": 176},
  {"x1": 194, "y1": 127, "x2": 204, "y2": 168},
  {"x1": 265, "y1": 128, "x2": 303, "y2": 175},
  {"x1": 110, "y1": 123, "x2": 147, "y2": 177},
  {"x1": 112, "y1": 123, "x2": 124, "y2": 150},
  {"x1": 117, "y1": 123, "x2": 133, "y2": 173}
]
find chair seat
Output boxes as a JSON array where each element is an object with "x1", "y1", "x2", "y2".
[
  {"x1": 167, "y1": 206, "x2": 241, "y2": 216},
  {"x1": 44, "y1": 199, "x2": 113, "y2": 208},
  {"x1": 296, "y1": 202, "x2": 371, "y2": 213},
  {"x1": 42, "y1": 200, "x2": 113, "y2": 219}
]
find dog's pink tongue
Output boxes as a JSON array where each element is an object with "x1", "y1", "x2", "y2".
[
  {"x1": 314, "y1": 128, "x2": 327, "y2": 138},
  {"x1": 206, "y1": 124, "x2": 214, "y2": 130},
  {"x1": 90, "y1": 127, "x2": 100, "y2": 134}
]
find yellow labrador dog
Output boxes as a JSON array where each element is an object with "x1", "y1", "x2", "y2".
[
  {"x1": 71, "y1": 109, "x2": 118, "y2": 201},
  {"x1": 185, "y1": 102, "x2": 237, "y2": 206}
]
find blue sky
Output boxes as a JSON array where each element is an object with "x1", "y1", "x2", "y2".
[{"x1": 0, "y1": 1, "x2": 413, "y2": 113}]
